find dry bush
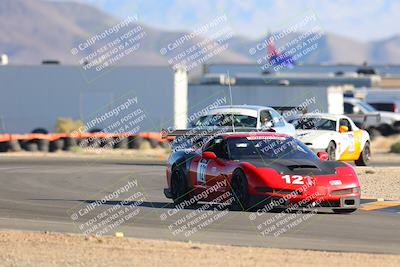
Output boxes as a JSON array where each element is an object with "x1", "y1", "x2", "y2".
[{"x1": 55, "y1": 117, "x2": 84, "y2": 133}]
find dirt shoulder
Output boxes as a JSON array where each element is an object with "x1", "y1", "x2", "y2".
[
  {"x1": 371, "y1": 135, "x2": 400, "y2": 153},
  {"x1": 357, "y1": 166, "x2": 400, "y2": 200},
  {"x1": 0, "y1": 230, "x2": 399, "y2": 267}
]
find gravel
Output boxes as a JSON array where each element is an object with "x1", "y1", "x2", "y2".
[{"x1": 357, "y1": 167, "x2": 400, "y2": 200}]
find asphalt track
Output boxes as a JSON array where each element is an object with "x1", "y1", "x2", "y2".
[{"x1": 0, "y1": 156, "x2": 399, "y2": 255}]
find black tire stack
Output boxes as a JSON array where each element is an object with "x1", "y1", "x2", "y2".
[
  {"x1": 49, "y1": 139, "x2": 64, "y2": 152},
  {"x1": 128, "y1": 136, "x2": 144, "y2": 149}
]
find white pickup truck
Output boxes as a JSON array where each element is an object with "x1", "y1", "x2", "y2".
[{"x1": 344, "y1": 97, "x2": 400, "y2": 137}]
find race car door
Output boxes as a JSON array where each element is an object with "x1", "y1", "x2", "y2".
[
  {"x1": 338, "y1": 118, "x2": 358, "y2": 160},
  {"x1": 195, "y1": 137, "x2": 229, "y2": 200}
]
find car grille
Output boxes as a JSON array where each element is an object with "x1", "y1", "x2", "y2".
[
  {"x1": 273, "y1": 189, "x2": 302, "y2": 195},
  {"x1": 331, "y1": 189, "x2": 353, "y2": 196}
]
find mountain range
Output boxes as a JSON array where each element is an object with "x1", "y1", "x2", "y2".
[{"x1": 1, "y1": 0, "x2": 400, "y2": 66}]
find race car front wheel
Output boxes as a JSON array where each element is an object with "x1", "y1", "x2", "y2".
[
  {"x1": 354, "y1": 141, "x2": 371, "y2": 166},
  {"x1": 230, "y1": 169, "x2": 249, "y2": 211}
]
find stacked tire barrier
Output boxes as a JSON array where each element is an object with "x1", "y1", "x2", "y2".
[{"x1": 0, "y1": 132, "x2": 169, "y2": 153}]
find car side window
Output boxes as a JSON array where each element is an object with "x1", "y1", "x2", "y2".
[
  {"x1": 344, "y1": 103, "x2": 353, "y2": 114},
  {"x1": 204, "y1": 138, "x2": 229, "y2": 159},
  {"x1": 339, "y1": 118, "x2": 352, "y2": 131},
  {"x1": 259, "y1": 110, "x2": 274, "y2": 127},
  {"x1": 270, "y1": 110, "x2": 285, "y2": 127}
]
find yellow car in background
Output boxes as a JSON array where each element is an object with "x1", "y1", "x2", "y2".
[{"x1": 289, "y1": 113, "x2": 371, "y2": 166}]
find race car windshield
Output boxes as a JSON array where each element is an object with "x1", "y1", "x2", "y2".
[
  {"x1": 228, "y1": 137, "x2": 319, "y2": 160},
  {"x1": 191, "y1": 114, "x2": 257, "y2": 128},
  {"x1": 289, "y1": 117, "x2": 336, "y2": 131}
]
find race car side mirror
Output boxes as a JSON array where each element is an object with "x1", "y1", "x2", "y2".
[
  {"x1": 202, "y1": 151, "x2": 217, "y2": 160},
  {"x1": 317, "y1": 151, "x2": 329, "y2": 161},
  {"x1": 339, "y1": 125, "x2": 349, "y2": 133}
]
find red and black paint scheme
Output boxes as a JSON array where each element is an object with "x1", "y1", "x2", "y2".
[{"x1": 164, "y1": 132, "x2": 361, "y2": 213}]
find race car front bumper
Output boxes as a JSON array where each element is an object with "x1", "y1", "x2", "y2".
[{"x1": 249, "y1": 194, "x2": 360, "y2": 211}]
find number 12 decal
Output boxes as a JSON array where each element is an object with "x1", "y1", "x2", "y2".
[{"x1": 281, "y1": 175, "x2": 304, "y2": 184}]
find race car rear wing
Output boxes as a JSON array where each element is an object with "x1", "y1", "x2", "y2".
[
  {"x1": 346, "y1": 113, "x2": 381, "y2": 130},
  {"x1": 161, "y1": 127, "x2": 275, "y2": 139}
]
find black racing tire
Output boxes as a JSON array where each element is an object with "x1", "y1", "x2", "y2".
[
  {"x1": 100, "y1": 138, "x2": 114, "y2": 149},
  {"x1": 128, "y1": 136, "x2": 144, "y2": 149},
  {"x1": 88, "y1": 137, "x2": 101, "y2": 148},
  {"x1": 159, "y1": 141, "x2": 170, "y2": 149},
  {"x1": 24, "y1": 141, "x2": 38, "y2": 152},
  {"x1": 147, "y1": 138, "x2": 159, "y2": 149},
  {"x1": 114, "y1": 137, "x2": 129, "y2": 149},
  {"x1": 8, "y1": 140, "x2": 21, "y2": 152},
  {"x1": 355, "y1": 141, "x2": 371, "y2": 166},
  {"x1": 0, "y1": 142, "x2": 9, "y2": 152},
  {"x1": 49, "y1": 139, "x2": 64, "y2": 152},
  {"x1": 88, "y1": 128, "x2": 102, "y2": 133},
  {"x1": 333, "y1": 208, "x2": 357, "y2": 214},
  {"x1": 36, "y1": 139, "x2": 49, "y2": 152},
  {"x1": 171, "y1": 165, "x2": 191, "y2": 205},
  {"x1": 77, "y1": 138, "x2": 89, "y2": 148},
  {"x1": 62, "y1": 137, "x2": 77, "y2": 151},
  {"x1": 230, "y1": 169, "x2": 250, "y2": 211},
  {"x1": 31, "y1": 128, "x2": 48, "y2": 134},
  {"x1": 326, "y1": 141, "x2": 336, "y2": 161}
]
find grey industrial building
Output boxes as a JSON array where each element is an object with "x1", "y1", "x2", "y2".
[
  {"x1": 0, "y1": 63, "x2": 386, "y2": 133},
  {"x1": 0, "y1": 65, "x2": 174, "y2": 133}
]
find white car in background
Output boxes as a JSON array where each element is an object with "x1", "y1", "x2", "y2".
[
  {"x1": 289, "y1": 113, "x2": 371, "y2": 166},
  {"x1": 190, "y1": 105, "x2": 296, "y2": 136}
]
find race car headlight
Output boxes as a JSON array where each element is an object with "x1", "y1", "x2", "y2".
[
  {"x1": 331, "y1": 187, "x2": 360, "y2": 196},
  {"x1": 352, "y1": 187, "x2": 361, "y2": 193},
  {"x1": 331, "y1": 189, "x2": 352, "y2": 195}
]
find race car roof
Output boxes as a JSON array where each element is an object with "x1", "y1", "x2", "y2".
[{"x1": 206, "y1": 105, "x2": 275, "y2": 117}]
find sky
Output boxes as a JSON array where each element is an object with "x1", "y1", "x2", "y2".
[{"x1": 68, "y1": 0, "x2": 399, "y2": 41}]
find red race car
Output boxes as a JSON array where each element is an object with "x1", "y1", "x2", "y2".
[{"x1": 164, "y1": 132, "x2": 361, "y2": 214}]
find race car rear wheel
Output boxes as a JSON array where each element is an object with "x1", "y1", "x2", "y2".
[
  {"x1": 230, "y1": 169, "x2": 249, "y2": 211},
  {"x1": 355, "y1": 141, "x2": 370, "y2": 166},
  {"x1": 326, "y1": 141, "x2": 336, "y2": 160},
  {"x1": 332, "y1": 208, "x2": 357, "y2": 214},
  {"x1": 171, "y1": 166, "x2": 190, "y2": 205}
]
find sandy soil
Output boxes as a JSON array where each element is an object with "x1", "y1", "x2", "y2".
[
  {"x1": 357, "y1": 166, "x2": 400, "y2": 200},
  {"x1": 0, "y1": 231, "x2": 399, "y2": 267},
  {"x1": 371, "y1": 135, "x2": 400, "y2": 153}
]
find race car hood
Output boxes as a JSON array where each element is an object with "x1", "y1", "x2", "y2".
[
  {"x1": 295, "y1": 129, "x2": 336, "y2": 143},
  {"x1": 242, "y1": 159, "x2": 359, "y2": 194},
  {"x1": 243, "y1": 158, "x2": 345, "y2": 176}
]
